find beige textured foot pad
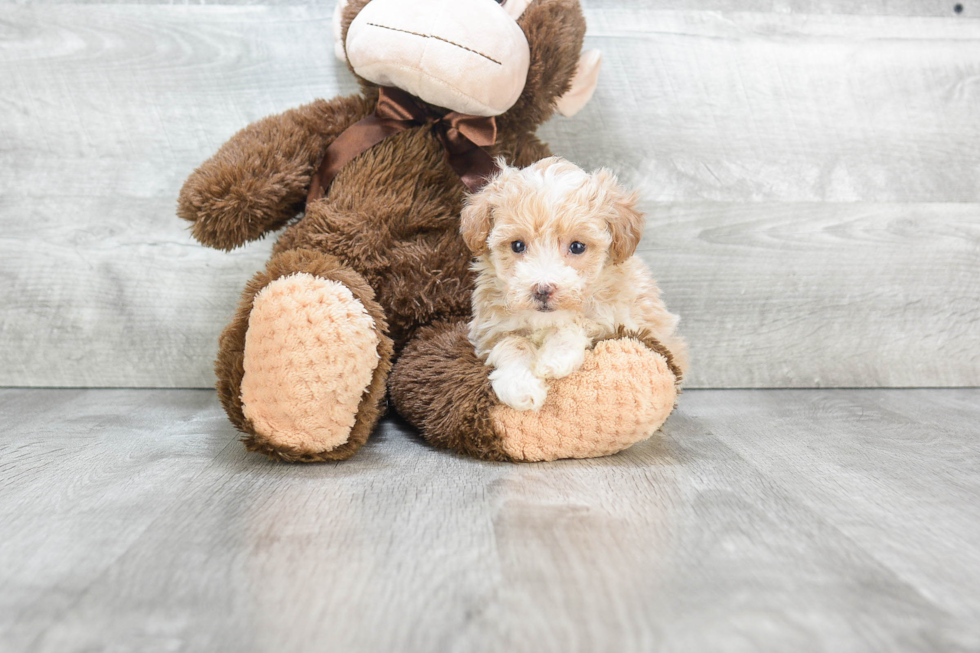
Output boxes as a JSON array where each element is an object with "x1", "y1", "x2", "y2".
[
  {"x1": 491, "y1": 338, "x2": 678, "y2": 462},
  {"x1": 241, "y1": 273, "x2": 381, "y2": 456}
]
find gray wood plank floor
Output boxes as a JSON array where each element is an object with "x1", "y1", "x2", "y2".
[{"x1": 2, "y1": 388, "x2": 978, "y2": 652}]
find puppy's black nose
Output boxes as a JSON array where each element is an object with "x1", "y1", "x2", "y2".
[{"x1": 533, "y1": 284, "x2": 555, "y2": 302}]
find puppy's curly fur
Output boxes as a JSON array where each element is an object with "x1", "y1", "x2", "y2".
[{"x1": 462, "y1": 157, "x2": 688, "y2": 411}]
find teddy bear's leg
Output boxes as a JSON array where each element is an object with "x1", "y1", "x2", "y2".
[
  {"x1": 216, "y1": 248, "x2": 393, "y2": 462},
  {"x1": 389, "y1": 323, "x2": 681, "y2": 462}
]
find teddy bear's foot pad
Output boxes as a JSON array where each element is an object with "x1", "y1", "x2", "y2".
[
  {"x1": 240, "y1": 273, "x2": 380, "y2": 456},
  {"x1": 491, "y1": 338, "x2": 677, "y2": 462}
]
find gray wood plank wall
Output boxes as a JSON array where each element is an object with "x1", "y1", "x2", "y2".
[{"x1": 1, "y1": 1, "x2": 978, "y2": 388}]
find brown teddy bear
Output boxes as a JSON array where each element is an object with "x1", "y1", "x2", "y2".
[{"x1": 177, "y1": 0, "x2": 683, "y2": 463}]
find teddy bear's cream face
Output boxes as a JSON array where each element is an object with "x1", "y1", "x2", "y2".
[{"x1": 345, "y1": 0, "x2": 531, "y2": 116}]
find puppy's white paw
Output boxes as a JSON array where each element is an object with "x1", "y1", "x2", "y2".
[
  {"x1": 490, "y1": 368, "x2": 548, "y2": 411},
  {"x1": 534, "y1": 346, "x2": 586, "y2": 380}
]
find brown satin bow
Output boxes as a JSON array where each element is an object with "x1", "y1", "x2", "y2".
[{"x1": 306, "y1": 86, "x2": 500, "y2": 205}]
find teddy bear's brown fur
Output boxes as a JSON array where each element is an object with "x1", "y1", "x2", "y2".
[{"x1": 177, "y1": 0, "x2": 681, "y2": 463}]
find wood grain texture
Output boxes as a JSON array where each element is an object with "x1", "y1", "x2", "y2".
[
  {"x1": 0, "y1": 4, "x2": 978, "y2": 388},
  {"x1": 543, "y1": 8, "x2": 980, "y2": 201},
  {"x1": 1, "y1": 388, "x2": 979, "y2": 652},
  {"x1": 644, "y1": 203, "x2": 980, "y2": 387},
  {"x1": 10, "y1": 0, "x2": 978, "y2": 17}
]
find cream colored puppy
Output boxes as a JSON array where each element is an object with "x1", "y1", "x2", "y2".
[{"x1": 461, "y1": 157, "x2": 688, "y2": 411}]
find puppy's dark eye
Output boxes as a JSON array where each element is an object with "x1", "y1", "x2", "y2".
[
  {"x1": 569, "y1": 241, "x2": 586, "y2": 255},
  {"x1": 511, "y1": 240, "x2": 526, "y2": 254},
  {"x1": 495, "y1": 0, "x2": 507, "y2": 4}
]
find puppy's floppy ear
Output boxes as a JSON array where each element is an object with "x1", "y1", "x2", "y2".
[
  {"x1": 594, "y1": 169, "x2": 644, "y2": 264},
  {"x1": 460, "y1": 162, "x2": 512, "y2": 255},
  {"x1": 460, "y1": 190, "x2": 494, "y2": 255}
]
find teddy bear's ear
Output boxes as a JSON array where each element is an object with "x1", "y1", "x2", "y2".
[
  {"x1": 333, "y1": 0, "x2": 350, "y2": 62},
  {"x1": 502, "y1": 0, "x2": 532, "y2": 20},
  {"x1": 555, "y1": 49, "x2": 602, "y2": 117}
]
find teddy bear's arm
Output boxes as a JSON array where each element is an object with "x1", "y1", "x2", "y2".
[{"x1": 177, "y1": 94, "x2": 373, "y2": 251}]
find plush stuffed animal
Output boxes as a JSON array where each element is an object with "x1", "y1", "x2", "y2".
[{"x1": 177, "y1": 0, "x2": 683, "y2": 463}]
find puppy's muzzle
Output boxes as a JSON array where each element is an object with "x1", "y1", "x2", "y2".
[{"x1": 533, "y1": 283, "x2": 555, "y2": 311}]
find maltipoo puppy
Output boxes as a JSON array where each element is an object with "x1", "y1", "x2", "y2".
[{"x1": 461, "y1": 157, "x2": 688, "y2": 411}]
